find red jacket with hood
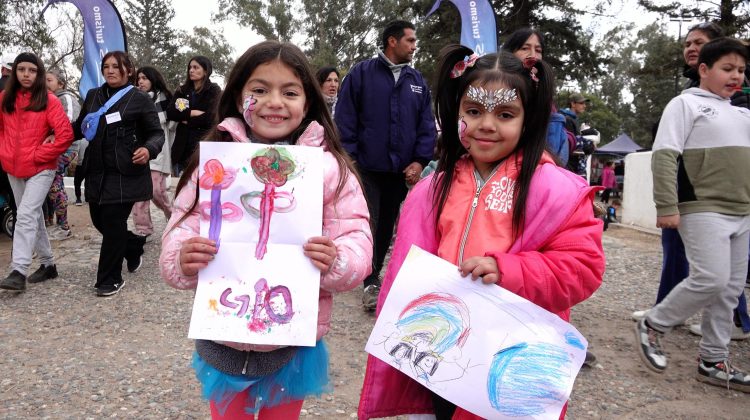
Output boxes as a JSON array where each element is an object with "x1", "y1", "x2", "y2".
[{"x1": 0, "y1": 90, "x2": 74, "y2": 178}]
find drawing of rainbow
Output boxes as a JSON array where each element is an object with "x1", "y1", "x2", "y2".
[{"x1": 396, "y1": 293, "x2": 471, "y2": 354}]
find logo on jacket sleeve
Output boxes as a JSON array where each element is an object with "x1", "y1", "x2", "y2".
[
  {"x1": 410, "y1": 84, "x2": 423, "y2": 94},
  {"x1": 485, "y1": 176, "x2": 515, "y2": 213}
]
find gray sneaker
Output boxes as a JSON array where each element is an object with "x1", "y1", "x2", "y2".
[
  {"x1": 362, "y1": 285, "x2": 380, "y2": 311},
  {"x1": 634, "y1": 318, "x2": 667, "y2": 373},
  {"x1": 696, "y1": 360, "x2": 750, "y2": 393}
]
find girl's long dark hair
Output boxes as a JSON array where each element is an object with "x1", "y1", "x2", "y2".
[
  {"x1": 433, "y1": 45, "x2": 554, "y2": 238},
  {"x1": 181, "y1": 55, "x2": 212, "y2": 93},
  {"x1": 502, "y1": 28, "x2": 546, "y2": 55},
  {"x1": 172, "y1": 40, "x2": 361, "y2": 227},
  {"x1": 136, "y1": 66, "x2": 172, "y2": 101},
  {"x1": 2, "y1": 52, "x2": 48, "y2": 114}
]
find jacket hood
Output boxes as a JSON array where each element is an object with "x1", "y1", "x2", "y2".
[
  {"x1": 560, "y1": 108, "x2": 577, "y2": 119},
  {"x1": 217, "y1": 117, "x2": 327, "y2": 149},
  {"x1": 682, "y1": 87, "x2": 731, "y2": 101}
]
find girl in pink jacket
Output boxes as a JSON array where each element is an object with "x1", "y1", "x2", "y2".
[
  {"x1": 358, "y1": 46, "x2": 605, "y2": 419},
  {"x1": 160, "y1": 41, "x2": 372, "y2": 419},
  {"x1": 600, "y1": 161, "x2": 617, "y2": 203}
]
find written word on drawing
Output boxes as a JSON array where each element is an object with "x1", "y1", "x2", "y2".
[{"x1": 209, "y1": 278, "x2": 294, "y2": 333}]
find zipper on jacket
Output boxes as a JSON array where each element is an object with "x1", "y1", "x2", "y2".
[
  {"x1": 458, "y1": 166, "x2": 499, "y2": 263},
  {"x1": 241, "y1": 352, "x2": 251, "y2": 375}
]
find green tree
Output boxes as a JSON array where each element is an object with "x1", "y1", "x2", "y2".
[
  {"x1": 301, "y1": 0, "x2": 396, "y2": 71},
  {"x1": 1, "y1": 1, "x2": 84, "y2": 91},
  {"x1": 122, "y1": 0, "x2": 182, "y2": 87},
  {"x1": 177, "y1": 26, "x2": 235, "y2": 84},
  {"x1": 638, "y1": 0, "x2": 750, "y2": 38},
  {"x1": 215, "y1": 0, "x2": 299, "y2": 42},
  {"x1": 585, "y1": 23, "x2": 681, "y2": 148},
  {"x1": 216, "y1": 0, "x2": 410, "y2": 73},
  {"x1": 413, "y1": 0, "x2": 605, "y2": 85},
  {"x1": 627, "y1": 24, "x2": 682, "y2": 147},
  {"x1": 0, "y1": 0, "x2": 55, "y2": 57}
]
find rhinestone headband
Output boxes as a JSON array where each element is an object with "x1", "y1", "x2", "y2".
[{"x1": 466, "y1": 86, "x2": 518, "y2": 112}]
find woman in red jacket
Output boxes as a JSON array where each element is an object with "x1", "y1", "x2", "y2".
[{"x1": 0, "y1": 52, "x2": 74, "y2": 292}]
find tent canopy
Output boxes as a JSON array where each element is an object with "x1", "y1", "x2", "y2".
[{"x1": 594, "y1": 133, "x2": 644, "y2": 155}]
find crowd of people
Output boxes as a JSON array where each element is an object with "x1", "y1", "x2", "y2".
[
  {"x1": 0, "y1": 16, "x2": 748, "y2": 419},
  {"x1": 0, "y1": 51, "x2": 223, "y2": 296}
]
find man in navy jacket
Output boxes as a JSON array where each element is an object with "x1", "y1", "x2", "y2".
[{"x1": 335, "y1": 20, "x2": 437, "y2": 311}]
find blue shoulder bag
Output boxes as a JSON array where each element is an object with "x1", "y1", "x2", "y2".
[{"x1": 81, "y1": 85, "x2": 134, "y2": 141}]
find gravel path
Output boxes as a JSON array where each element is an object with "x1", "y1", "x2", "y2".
[{"x1": 0, "y1": 206, "x2": 748, "y2": 419}]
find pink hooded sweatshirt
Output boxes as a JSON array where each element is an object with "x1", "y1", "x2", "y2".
[
  {"x1": 358, "y1": 154, "x2": 605, "y2": 419},
  {"x1": 160, "y1": 119, "x2": 373, "y2": 352}
]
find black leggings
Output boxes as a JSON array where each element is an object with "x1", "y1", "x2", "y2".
[
  {"x1": 431, "y1": 392, "x2": 457, "y2": 420},
  {"x1": 74, "y1": 164, "x2": 85, "y2": 201}
]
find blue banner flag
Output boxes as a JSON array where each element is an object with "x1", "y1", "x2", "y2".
[
  {"x1": 42, "y1": 0, "x2": 127, "y2": 98},
  {"x1": 425, "y1": 0, "x2": 497, "y2": 55}
]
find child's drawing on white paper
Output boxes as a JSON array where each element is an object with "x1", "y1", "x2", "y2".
[
  {"x1": 366, "y1": 246, "x2": 588, "y2": 419},
  {"x1": 189, "y1": 142, "x2": 323, "y2": 347}
]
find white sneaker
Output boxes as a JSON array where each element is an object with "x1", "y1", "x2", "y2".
[
  {"x1": 50, "y1": 228, "x2": 72, "y2": 241},
  {"x1": 689, "y1": 323, "x2": 750, "y2": 341},
  {"x1": 632, "y1": 310, "x2": 648, "y2": 321}
]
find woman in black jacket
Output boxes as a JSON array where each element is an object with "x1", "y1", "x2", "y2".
[
  {"x1": 166, "y1": 55, "x2": 221, "y2": 175},
  {"x1": 73, "y1": 51, "x2": 164, "y2": 297}
]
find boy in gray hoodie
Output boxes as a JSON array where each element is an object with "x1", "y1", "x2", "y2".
[{"x1": 635, "y1": 37, "x2": 750, "y2": 392}]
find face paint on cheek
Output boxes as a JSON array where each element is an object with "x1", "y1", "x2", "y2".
[
  {"x1": 466, "y1": 86, "x2": 518, "y2": 112},
  {"x1": 242, "y1": 95, "x2": 257, "y2": 127},
  {"x1": 458, "y1": 116, "x2": 469, "y2": 149}
]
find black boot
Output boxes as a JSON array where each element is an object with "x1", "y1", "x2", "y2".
[{"x1": 0, "y1": 270, "x2": 27, "y2": 291}]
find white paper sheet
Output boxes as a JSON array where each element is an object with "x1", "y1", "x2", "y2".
[
  {"x1": 188, "y1": 142, "x2": 323, "y2": 346},
  {"x1": 366, "y1": 246, "x2": 588, "y2": 419}
]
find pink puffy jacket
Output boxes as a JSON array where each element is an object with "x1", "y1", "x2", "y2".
[
  {"x1": 358, "y1": 158, "x2": 605, "y2": 420},
  {"x1": 0, "y1": 90, "x2": 74, "y2": 178},
  {"x1": 160, "y1": 119, "x2": 373, "y2": 352}
]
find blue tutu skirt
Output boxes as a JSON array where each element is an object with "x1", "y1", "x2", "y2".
[{"x1": 192, "y1": 341, "x2": 332, "y2": 415}]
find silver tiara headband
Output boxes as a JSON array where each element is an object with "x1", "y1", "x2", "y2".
[{"x1": 466, "y1": 86, "x2": 518, "y2": 112}]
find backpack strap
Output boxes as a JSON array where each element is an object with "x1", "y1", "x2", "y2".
[{"x1": 99, "y1": 85, "x2": 134, "y2": 114}]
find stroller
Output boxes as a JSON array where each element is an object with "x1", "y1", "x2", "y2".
[{"x1": 0, "y1": 169, "x2": 15, "y2": 238}]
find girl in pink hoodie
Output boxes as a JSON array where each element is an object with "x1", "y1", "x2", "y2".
[
  {"x1": 358, "y1": 46, "x2": 605, "y2": 419},
  {"x1": 160, "y1": 41, "x2": 372, "y2": 419}
]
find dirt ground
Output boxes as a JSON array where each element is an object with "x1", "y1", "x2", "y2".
[{"x1": 0, "y1": 205, "x2": 749, "y2": 418}]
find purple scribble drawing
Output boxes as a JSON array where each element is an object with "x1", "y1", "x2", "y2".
[
  {"x1": 199, "y1": 159, "x2": 241, "y2": 250},
  {"x1": 216, "y1": 278, "x2": 294, "y2": 333},
  {"x1": 241, "y1": 147, "x2": 297, "y2": 259}
]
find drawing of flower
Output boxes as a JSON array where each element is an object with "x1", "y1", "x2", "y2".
[
  {"x1": 244, "y1": 147, "x2": 298, "y2": 259},
  {"x1": 251, "y1": 147, "x2": 295, "y2": 187},
  {"x1": 199, "y1": 159, "x2": 239, "y2": 250}
]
